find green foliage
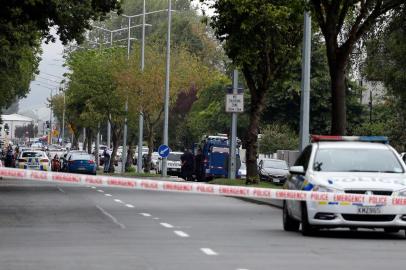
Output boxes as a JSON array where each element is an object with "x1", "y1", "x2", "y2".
[
  {"x1": 259, "y1": 124, "x2": 299, "y2": 154},
  {"x1": 0, "y1": 0, "x2": 120, "y2": 114},
  {"x1": 186, "y1": 77, "x2": 250, "y2": 144}
]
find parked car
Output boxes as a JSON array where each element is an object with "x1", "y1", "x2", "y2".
[
  {"x1": 238, "y1": 161, "x2": 247, "y2": 179},
  {"x1": 156, "y1": 152, "x2": 183, "y2": 176},
  {"x1": 16, "y1": 150, "x2": 50, "y2": 171},
  {"x1": 66, "y1": 152, "x2": 97, "y2": 175},
  {"x1": 258, "y1": 158, "x2": 289, "y2": 184}
]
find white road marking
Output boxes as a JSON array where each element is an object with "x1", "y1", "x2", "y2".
[
  {"x1": 57, "y1": 186, "x2": 65, "y2": 193},
  {"x1": 96, "y1": 205, "x2": 125, "y2": 229},
  {"x1": 97, "y1": 189, "x2": 104, "y2": 193},
  {"x1": 114, "y1": 199, "x2": 124, "y2": 203},
  {"x1": 140, "y1": 213, "x2": 151, "y2": 217},
  {"x1": 125, "y1": 204, "x2": 134, "y2": 208},
  {"x1": 237, "y1": 269, "x2": 249, "y2": 270},
  {"x1": 153, "y1": 217, "x2": 160, "y2": 220},
  {"x1": 174, "y1": 231, "x2": 189, "y2": 238},
  {"x1": 105, "y1": 194, "x2": 112, "y2": 197},
  {"x1": 91, "y1": 186, "x2": 96, "y2": 189},
  {"x1": 160, "y1": 223, "x2": 174, "y2": 228},
  {"x1": 200, "y1": 248, "x2": 218, "y2": 256}
]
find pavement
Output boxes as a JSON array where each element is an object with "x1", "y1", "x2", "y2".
[{"x1": 1, "y1": 178, "x2": 406, "y2": 270}]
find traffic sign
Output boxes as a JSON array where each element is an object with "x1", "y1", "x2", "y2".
[
  {"x1": 158, "y1": 144, "x2": 170, "y2": 158},
  {"x1": 225, "y1": 94, "x2": 244, "y2": 113}
]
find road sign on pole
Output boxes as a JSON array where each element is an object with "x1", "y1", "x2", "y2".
[
  {"x1": 158, "y1": 144, "x2": 171, "y2": 158},
  {"x1": 225, "y1": 94, "x2": 244, "y2": 113}
]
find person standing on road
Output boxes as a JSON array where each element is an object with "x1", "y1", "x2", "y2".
[
  {"x1": 181, "y1": 149, "x2": 194, "y2": 181},
  {"x1": 103, "y1": 148, "x2": 111, "y2": 173},
  {"x1": 194, "y1": 148, "x2": 205, "y2": 182}
]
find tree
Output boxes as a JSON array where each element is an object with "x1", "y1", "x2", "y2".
[
  {"x1": 207, "y1": 0, "x2": 304, "y2": 183},
  {"x1": 259, "y1": 124, "x2": 299, "y2": 154},
  {"x1": 0, "y1": 0, "x2": 121, "y2": 114},
  {"x1": 309, "y1": 0, "x2": 404, "y2": 135},
  {"x1": 64, "y1": 47, "x2": 128, "y2": 170},
  {"x1": 115, "y1": 44, "x2": 211, "y2": 172}
]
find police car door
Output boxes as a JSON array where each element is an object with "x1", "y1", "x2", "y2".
[{"x1": 287, "y1": 145, "x2": 312, "y2": 220}]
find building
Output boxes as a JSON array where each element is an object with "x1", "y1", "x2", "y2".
[{"x1": 1, "y1": 114, "x2": 35, "y2": 140}]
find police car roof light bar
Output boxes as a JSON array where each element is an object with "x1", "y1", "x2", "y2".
[{"x1": 311, "y1": 135, "x2": 388, "y2": 143}]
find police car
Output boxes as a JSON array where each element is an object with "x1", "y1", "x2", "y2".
[
  {"x1": 16, "y1": 150, "x2": 51, "y2": 171},
  {"x1": 283, "y1": 135, "x2": 406, "y2": 237}
]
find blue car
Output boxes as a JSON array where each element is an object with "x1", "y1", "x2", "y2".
[{"x1": 66, "y1": 153, "x2": 97, "y2": 175}]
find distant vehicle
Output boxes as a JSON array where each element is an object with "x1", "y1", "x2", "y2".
[
  {"x1": 195, "y1": 135, "x2": 241, "y2": 180},
  {"x1": 66, "y1": 152, "x2": 97, "y2": 175},
  {"x1": 239, "y1": 162, "x2": 247, "y2": 179},
  {"x1": 258, "y1": 159, "x2": 289, "y2": 184},
  {"x1": 156, "y1": 152, "x2": 183, "y2": 176},
  {"x1": 16, "y1": 150, "x2": 50, "y2": 171},
  {"x1": 134, "y1": 146, "x2": 149, "y2": 165}
]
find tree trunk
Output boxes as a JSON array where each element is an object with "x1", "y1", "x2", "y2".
[
  {"x1": 329, "y1": 65, "x2": 347, "y2": 135},
  {"x1": 87, "y1": 129, "x2": 92, "y2": 154},
  {"x1": 109, "y1": 129, "x2": 119, "y2": 173},
  {"x1": 125, "y1": 144, "x2": 134, "y2": 172},
  {"x1": 146, "y1": 126, "x2": 155, "y2": 173},
  {"x1": 245, "y1": 99, "x2": 265, "y2": 184}
]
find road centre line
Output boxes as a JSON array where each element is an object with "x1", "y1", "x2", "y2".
[
  {"x1": 105, "y1": 194, "x2": 112, "y2": 197},
  {"x1": 140, "y1": 213, "x2": 151, "y2": 217},
  {"x1": 91, "y1": 186, "x2": 96, "y2": 189},
  {"x1": 174, "y1": 231, "x2": 189, "y2": 238},
  {"x1": 200, "y1": 248, "x2": 218, "y2": 256},
  {"x1": 57, "y1": 186, "x2": 65, "y2": 193},
  {"x1": 96, "y1": 205, "x2": 126, "y2": 229},
  {"x1": 114, "y1": 199, "x2": 124, "y2": 203},
  {"x1": 160, "y1": 223, "x2": 174, "y2": 228},
  {"x1": 97, "y1": 189, "x2": 104, "y2": 193},
  {"x1": 125, "y1": 204, "x2": 134, "y2": 208}
]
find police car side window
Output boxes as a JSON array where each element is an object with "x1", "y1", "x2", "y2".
[{"x1": 294, "y1": 145, "x2": 312, "y2": 171}]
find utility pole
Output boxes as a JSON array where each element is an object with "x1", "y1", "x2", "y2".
[
  {"x1": 299, "y1": 5, "x2": 311, "y2": 152},
  {"x1": 137, "y1": 0, "x2": 146, "y2": 173},
  {"x1": 49, "y1": 89, "x2": 53, "y2": 145},
  {"x1": 228, "y1": 70, "x2": 238, "y2": 179},
  {"x1": 121, "y1": 16, "x2": 131, "y2": 173},
  {"x1": 62, "y1": 92, "x2": 66, "y2": 145},
  {"x1": 162, "y1": 0, "x2": 172, "y2": 177},
  {"x1": 96, "y1": 123, "x2": 100, "y2": 167}
]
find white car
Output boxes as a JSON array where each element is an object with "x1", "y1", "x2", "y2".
[
  {"x1": 156, "y1": 152, "x2": 182, "y2": 176},
  {"x1": 16, "y1": 150, "x2": 51, "y2": 171},
  {"x1": 283, "y1": 135, "x2": 406, "y2": 237}
]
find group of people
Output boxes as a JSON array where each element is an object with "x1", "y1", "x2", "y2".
[
  {"x1": 1, "y1": 145, "x2": 18, "y2": 167},
  {"x1": 180, "y1": 148, "x2": 205, "y2": 182}
]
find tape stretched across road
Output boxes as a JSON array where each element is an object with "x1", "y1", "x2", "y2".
[{"x1": 1, "y1": 167, "x2": 406, "y2": 206}]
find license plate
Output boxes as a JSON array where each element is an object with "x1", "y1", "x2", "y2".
[
  {"x1": 77, "y1": 167, "x2": 86, "y2": 171},
  {"x1": 357, "y1": 206, "x2": 381, "y2": 214},
  {"x1": 273, "y1": 178, "x2": 280, "y2": 183}
]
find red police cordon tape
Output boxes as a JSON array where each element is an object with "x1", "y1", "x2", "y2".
[{"x1": 1, "y1": 167, "x2": 406, "y2": 206}]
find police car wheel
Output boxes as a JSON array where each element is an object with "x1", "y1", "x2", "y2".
[
  {"x1": 283, "y1": 201, "x2": 300, "y2": 232},
  {"x1": 301, "y1": 202, "x2": 318, "y2": 236}
]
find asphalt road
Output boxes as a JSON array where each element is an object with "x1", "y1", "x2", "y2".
[{"x1": 0, "y1": 178, "x2": 405, "y2": 270}]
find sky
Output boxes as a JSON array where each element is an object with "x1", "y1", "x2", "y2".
[
  {"x1": 18, "y1": 1, "x2": 213, "y2": 120},
  {"x1": 19, "y1": 29, "x2": 67, "y2": 120}
]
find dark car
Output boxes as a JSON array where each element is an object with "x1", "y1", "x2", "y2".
[
  {"x1": 66, "y1": 153, "x2": 97, "y2": 175},
  {"x1": 258, "y1": 159, "x2": 289, "y2": 184}
]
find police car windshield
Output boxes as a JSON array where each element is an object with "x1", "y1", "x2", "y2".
[
  {"x1": 313, "y1": 148, "x2": 404, "y2": 173},
  {"x1": 22, "y1": 152, "x2": 44, "y2": 158}
]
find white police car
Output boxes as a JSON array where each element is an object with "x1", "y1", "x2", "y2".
[{"x1": 283, "y1": 135, "x2": 406, "y2": 237}]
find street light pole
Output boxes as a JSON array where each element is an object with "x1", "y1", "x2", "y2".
[
  {"x1": 137, "y1": 0, "x2": 146, "y2": 173},
  {"x1": 49, "y1": 89, "x2": 53, "y2": 145},
  {"x1": 228, "y1": 70, "x2": 238, "y2": 179},
  {"x1": 121, "y1": 16, "x2": 131, "y2": 173},
  {"x1": 62, "y1": 92, "x2": 66, "y2": 145},
  {"x1": 162, "y1": 0, "x2": 172, "y2": 177},
  {"x1": 299, "y1": 4, "x2": 311, "y2": 152}
]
